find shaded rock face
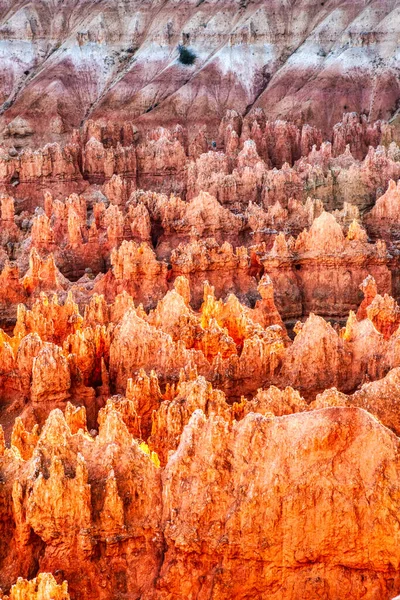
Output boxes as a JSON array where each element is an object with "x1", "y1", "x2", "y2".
[
  {"x1": 0, "y1": 1, "x2": 399, "y2": 145},
  {"x1": 1, "y1": 8, "x2": 400, "y2": 593}
]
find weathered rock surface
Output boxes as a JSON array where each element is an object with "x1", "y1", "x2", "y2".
[
  {"x1": 157, "y1": 408, "x2": 400, "y2": 599},
  {"x1": 4, "y1": 401, "x2": 400, "y2": 600},
  {"x1": 0, "y1": 24, "x2": 400, "y2": 595},
  {"x1": 0, "y1": 1, "x2": 399, "y2": 144}
]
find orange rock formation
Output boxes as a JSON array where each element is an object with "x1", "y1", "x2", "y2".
[{"x1": 1, "y1": 103, "x2": 400, "y2": 599}]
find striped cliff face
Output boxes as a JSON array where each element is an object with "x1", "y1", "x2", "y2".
[{"x1": 0, "y1": 0, "x2": 399, "y2": 146}]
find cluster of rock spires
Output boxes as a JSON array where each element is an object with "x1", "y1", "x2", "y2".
[{"x1": 2, "y1": 110, "x2": 400, "y2": 599}]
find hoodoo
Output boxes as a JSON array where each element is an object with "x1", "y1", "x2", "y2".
[{"x1": 0, "y1": 1, "x2": 400, "y2": 599}]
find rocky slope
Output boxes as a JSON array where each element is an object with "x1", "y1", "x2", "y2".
[{"x1": 0, "y1": 0, "x2": 400, "y2": 147}]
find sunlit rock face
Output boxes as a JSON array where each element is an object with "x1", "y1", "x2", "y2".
[{"x1": 1, "y1": 2, "x2": 400, "y2": 599}]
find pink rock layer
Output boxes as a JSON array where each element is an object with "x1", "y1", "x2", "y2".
[{"x1": 0, "y1": 1, "x2": 400, "y2": 146}]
